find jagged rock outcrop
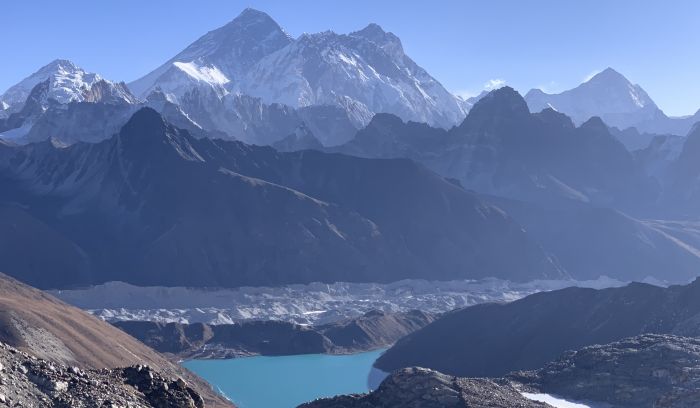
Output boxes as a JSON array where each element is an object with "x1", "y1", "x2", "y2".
[
  {"x1": 305, "y1": 334, "x2": 700, "y2": 408},
  {"x1": 512, "y1": 334, "x2": 700, "y2": 408},
  {"x1": 300, "y1": 367, "x2": 546, "y2": 408},
  {"x1": 0, "y1": 342, "x2": 205, "y2": 408}
]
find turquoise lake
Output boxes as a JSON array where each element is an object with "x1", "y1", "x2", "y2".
[{"x1": 183, "y1": 349, "x2": 387, "y2": 408}]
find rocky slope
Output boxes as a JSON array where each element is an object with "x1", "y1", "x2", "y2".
[
  {"x1": 0, "y1": 272, "x2": 230, "y2": 407},
  {"x1": 300, "y1": 367, "x2": 546, "y2": 408},
  {"x1": 375, "y1": 278, "x2": 700, "y2": 378},
  {"x1": 512, "y1": 334, "x2": 700, "y2": 408},
  {"x1": 660, "y1": 124, "x2": 700, "y2": 215},
  {"x1": 486, "y1": 196, "x2": 700, "y2": 283},
  {"x1": 307, "y1": 334, "x2": 700, "y2": 408},
  {"x1": 0, "y1": 343, "x2": 205, "y2": 408},
  {"x1": 0, "y1": 108, "x2": 562, "y2": 289},
  {"x1": 113, "y1": 310, "x2": 435, "y2": 358}
]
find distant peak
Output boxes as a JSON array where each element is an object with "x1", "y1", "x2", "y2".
[
  {"x1": 579, "y1": 116, "x2": 609, "y2": 132},
  {"x1": 478, "y1": 86, "x2": 528, "y2": 108},
  {"x1": 230, "y1": 7, "x2": 276, "y2": 25},
  {"x1": 534, "y1": 107, "x2": 575, "y2": 129},
  {"x1": 121, "y1": 107, "x2": 166, "y2": 136},
  {"x1": 40, "y1": 59, "x2": 82, "y2": 73},
  {"x1": 586, "y1": 67, "x2": 630, "y2": 84},
  {"x1": 368, "y1": 112, "x2": 406, "y2": 127},
  {"x1": 357, "y1": 23, "x2": 387, "y2": 35},
  {"x1": 351, "y1": 23, "x2": 404, "y2": 56},
  {"x1": 464, "y1": 86, "x2": 530, "y2": 123},
  {"x1": 525, "y1": 88, "x2": 547, "y2": 97}
]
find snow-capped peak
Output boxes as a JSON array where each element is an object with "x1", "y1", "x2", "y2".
[
  {"x1": 129, "y1": 9, "x2": 469, "y2": 132},
  {"x1": 581, "y1": 67, "x2": 654, "y2": 109},
  {"x1": 0, "y1": 59, "x2": 136, "y2": 111},
  {"x1": 128, "y1": 8, "x2": 292, "y2": 98},
  {"x1": 350, "y1": 23, "x2": 405, "y2": 61},
  {"x1": 524, "y1": 67, "x2": 660, "y2": 127},
  {"x1": 240, "y1": 24, "x2": 467, "y2": 128}
]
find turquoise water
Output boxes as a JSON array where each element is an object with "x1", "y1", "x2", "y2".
[{"x1": 183, "y1": 349, "x2": 387, "y2": 408}]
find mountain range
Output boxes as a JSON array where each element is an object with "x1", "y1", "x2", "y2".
[
  {"x1": 337, "y1": 86, "x2": 658, "y2": 211},
  {"x1": 2, "y1": 10, "x2": 699, "y2": 152},
  {"x1": 0, "y1": 107, "x2": 563, "y2": 289},
  {"x1": 129, "y1": 8, "x2": 468, "y2": 135},
  {"x1": 1, "y1": 8, "x2": 700, "y2": 290}
]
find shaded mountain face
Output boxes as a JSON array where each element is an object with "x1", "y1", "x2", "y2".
[
  {"x1": 0, "y1": 272, "x2": 230, "y2": 407},
  {"x1": 486, "y1": 196, "x2": 700, "y2": 283},
  {"x1": 0, "y1": 108, "x2": 562, "y2": 289},
  {"x1": 525, "y1": 68, "x2": 700, "y2": 136},
  {"x1": 339, "y1": 87, "x2": 658, "y2": 211},
  {"x1": 129, "y1": 8, "x2": 467, "y2": 140},
  {"x1": 375, "y1": 278, "x2": 700, "y2": 379},
  {"x1": 660, "y1": 124, "x2": 700, "y2": 215}
]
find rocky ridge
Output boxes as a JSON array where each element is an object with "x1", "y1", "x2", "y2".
[
  {"x1": 300, "y1": 367, "x2": 546, "y2": 408},
  {"x1": 0, "y1": 342, "x2": 205, "y2": 408},
  {"x1": 305, "y1": 334, "x2": 700, "y2": 408}
]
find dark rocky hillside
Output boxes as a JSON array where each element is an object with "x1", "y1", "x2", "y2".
[
  {"x1": 300, "y1": 367, "x2": 546, "y2": 408},
  {"x1": 0, "y1": 343, "x2": 206, "y2": 408},
  {"x1": 0, "y1": 108, "x2": 563, "y2": 289},
  {"x1": 306, "y1": 334, "x2": 700, "y2": 408},
  {"x1": 376, "y1": 278, "x2": 700, "y2": 378},
  {"x1": 0, "y1": 272, "x2": 230, "y2": 407}
]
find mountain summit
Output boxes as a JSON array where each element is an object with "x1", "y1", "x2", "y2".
[
  {"x1": 525, "y1": 68, "x2": 659, "y2": 127},
  {"x1": 524, "y1": 68, "x2": 700, "y2": 137},
  {"x1": 0, "y1": 59, "x2": 135, "y2": 111},
  {"x1": 129, "y1": 8, "x2": 468, "y2": 132},
  {"x1": 128, "y1": 8, "x2": 292, "y2": 97}
]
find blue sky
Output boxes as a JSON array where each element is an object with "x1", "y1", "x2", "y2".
[{"x1": 2, "y1": 0, "x2": 699, "y2": 116}]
